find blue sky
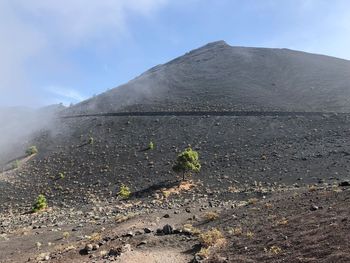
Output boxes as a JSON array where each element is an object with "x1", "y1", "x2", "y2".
[{"x1": 1, "y1": 0, "x2": 350, "y2": 106}]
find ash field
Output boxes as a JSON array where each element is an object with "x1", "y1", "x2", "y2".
[{"x1": 1, "y1": 41, "x2": 350, "y2": 262}]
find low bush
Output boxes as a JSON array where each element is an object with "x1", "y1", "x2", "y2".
[
  {"x1": 173, "y1": 147, "x2": 201, "y2": 181},
  {"x1": 26, "y1": 146, "x2": 38, "y2": 156},
  {"x1": 199, "y1": 228, "x2": 225, "y2": 248},
  {"x1": 118, "y1": 184, "x2": 131, "y2": 199},
  {"x1": 148, "y1": 141, "x2": 154, "y2": 150},
  {"x1": 32, "y1": 194, "x2": 48, "y2": 212},
  {"x1": 204, "y1": 211, "x2": 219, "y2": 221},
  {"x1": 88, "y1": 136, "x2": 94, "y2": 145},
  {"x1": 58, "y1": 172, "x2": 65, "y2": 179}
]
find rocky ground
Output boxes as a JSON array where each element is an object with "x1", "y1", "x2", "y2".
[
  {"x1": 2, "y1": 41, "x2": 350, "y2": 262},
  {"x1": 1, "y1": 180, "x2": 350, "y2": 262},
  {"x1": 1, "y1": 112, "x2": 350, "y2": 262},
  {"x1": 2, "y1": 113, "x2": 350, "y2": 210}
]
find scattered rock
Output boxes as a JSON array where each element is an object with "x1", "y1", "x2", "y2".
[
  {"x1": 310, "y1": 205, "x2": 319, "y2": 211},
  {"x1": 123, "y1": 231, "x2": 134, "y2": 237},
  {"x1": 135, "y1": 230, "x2": 143, "y2": 235},
  {"x1": 108, "y1": 247, "x2": 122, "y2": 256},
  {"x1": 121, "y1": 244, "x2": 132, "y2": 253},
  {"x1": 339, "y1": 180, "x2": 350, "y2": 187},
  {"x1": 162, "y1": 224, "x2": 174, "y2": 235},
  {"x1": 137, "y1": 240, "x2": 147, "y2": 246},
  {"x1": 85, "y1": 244, "x2": 93, "y2": 252},
  {"x1": 36, "y1": 253, "x2": 50, "y2": 261},
  {"x1": 144, "y1": 227, "x2": 152, "y2": 233}
]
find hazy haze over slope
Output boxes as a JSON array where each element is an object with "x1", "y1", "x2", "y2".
[
  {"x1": 68, "y1": 41, "x2": 350, "y2": 114},
  {"x1": 0, "y1": 105, "x2": 64, "y2": 164}
]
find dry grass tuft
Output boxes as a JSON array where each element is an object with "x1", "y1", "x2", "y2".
[
  {"x1": 247, "y1": 198, "x2": 259, "y2": 205},
  {"x1": 264, "y1": 203, "x2": 273, "y2": 209},
  {"x1": 228, "y1": 185, "x2": 240, "y2": 193},
  {"x1": 266, "y1": 245, "x2": 282, "y2": 255},
  {"x1": 62, "y1": 232, "x2": 70, "y2": 239},
  {"x1": 246, "y1": 231, "x2": 254, "y2": 239},
  {"x1": 115, "y1": 212, "x2": 138, "y2": 223},
  {"x1": 199, "y1": 228, "x2": 226, "y2": 248},
  {"x1": 204, "y1": 211, "x2": 220, "y2": 221},
  {"x1": 197, "y1": 247, "x2": 210, "y2": 259},
  {"x1": 228, "y1": 227, "x2": 243, "y2": 236},
  {"x1": 308, "y1": 185, "x2": 317, "y2": 192},
  {"x1": 89, "y1": 232, "x2": 102, "y2": 242},
  {"x1": 162, "y1": 190, "x2": 171, "y2": 198},
  {"x1": 275, "y1": 217, "x2": 288, "y2": 226}
]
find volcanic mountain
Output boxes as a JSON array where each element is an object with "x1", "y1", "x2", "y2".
[
  {"x1": 69, "y1": 40, "x2": 350, "y2": 114},
  {"x1": 2, "y1": 41, "x2": 350, "y2": 263},
  {"x1": 2, "y1": 41, "x2": 350, "y2": 210}
]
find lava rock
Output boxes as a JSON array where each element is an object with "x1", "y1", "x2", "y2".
[
  {"x1": 144, "y1": 228, "x2": 152, "y2": 234},
  {"x1": 310, "y1": 205, "x2": 319, "y2": 211},
  {"x1": 85, "y1": 244, "x2": 93, "y2": 252},
  {"x1": 121, "y1": 244, "x2": 131, "y2": 253},
  {"x1": 162, "y1": 224, "x2": 174, "y2": 235},
  {"x1": 339, "y1": 180, "x2": 350, "y2": 187},
  {"x1": 137, "y1": 240, "x2": 147, "y2": 246}
]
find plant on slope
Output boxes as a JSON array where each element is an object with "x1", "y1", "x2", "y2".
[
  {"x1": 204, "y1": 211, "x2": 219, "y2": 221},
  {"x1": 26, "y1": 146, "x2": 38, "y2": 156},
  {"x1": 172, "y1": 147, "x2": 201, "y2": 181},
  {"x1": 199, "y1": 228, "x2": 225, "y2": 247},
  {"x1": 88, "y1": 136, "x2": 94, "y2": 145},
  {"x1": 58, "y1": 172, "x2": 65, "y2": 179},
  {"x1": 32, "y1": 194, "x2": 48, "y2": 213},
  {"x1": 118, "y1": 184, "x2": 131, "y2": 199},
  {"x1": 148, "y1": 141, "x2": 154, "y2": 150}
]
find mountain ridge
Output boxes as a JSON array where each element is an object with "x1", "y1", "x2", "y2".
[{"x1": 67, "y1": 41, "x2": 350, "y2": 115}]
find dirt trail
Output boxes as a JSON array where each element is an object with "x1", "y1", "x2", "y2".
[{"x1": 114, "y1": 249, "x2": 192, "y2": 263}]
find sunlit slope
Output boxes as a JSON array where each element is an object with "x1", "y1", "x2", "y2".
[{"x1": 69, "y1": 41, "x2": 350, "y2": 114}]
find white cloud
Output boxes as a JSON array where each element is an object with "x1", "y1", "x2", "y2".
[{"x1": 0, "y1": 0, "x2": 169, "y2": 106}]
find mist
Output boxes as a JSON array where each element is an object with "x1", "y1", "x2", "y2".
[
  {"x1": 0, "y1": 0, "x2": 169, "y2": 165},
  {"x1": 0, "y1": 105, "x2": 65, "y2": 166}
]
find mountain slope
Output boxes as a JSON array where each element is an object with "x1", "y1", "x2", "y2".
[
  {"x1": 3, "y1": 41, "x2": 350, "y2": 263},
  {"x1": 69, "y1": 41, "x2": 350, "y2": 114},
  {"x1": 3, "y1": 41, "x2": 350, "y2": 212}
]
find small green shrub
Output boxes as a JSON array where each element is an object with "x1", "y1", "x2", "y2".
[
  {"x1": 58, "y1": 172, "x2": 65, "y2": 179},
  {"x1": 173, "y1": 147, "x2": 201, "y2": 180},
  {"x1": 26, "y1": 146, "x2": 38, "y2": 156},
  {"x1": 118, "y1": 184, "x2": 131, "y2": 199},
  {"x1": 148, "y1": 141, "x2": 154, "y2": 150},
  {"x1": 32, "y1": 194, "x2": 48, "y2": 212},
  {"x1": 88, "y1": 136, "x2": 94, "y2": 145}
]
